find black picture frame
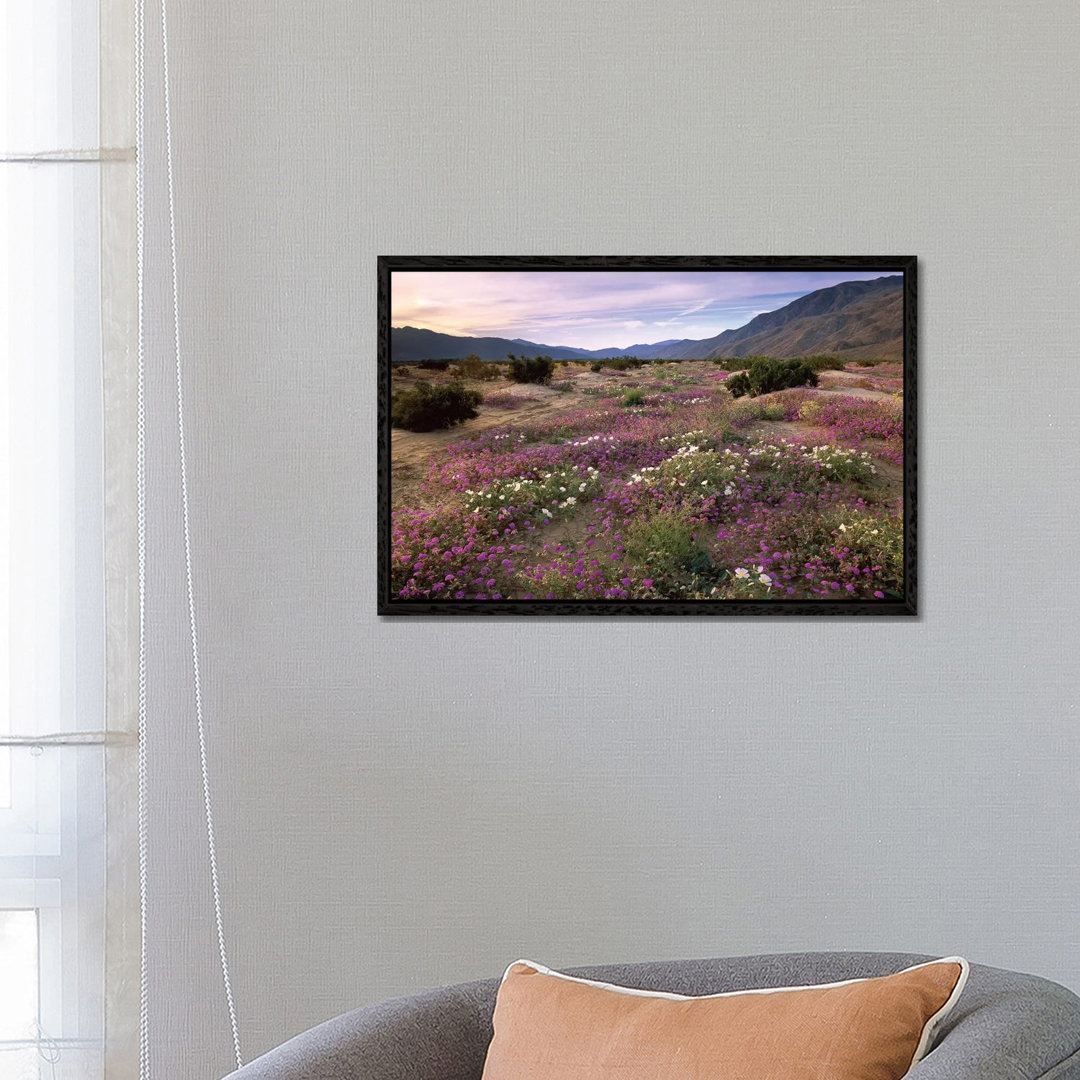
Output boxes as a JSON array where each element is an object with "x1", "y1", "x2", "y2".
[{"x1": 378, "y1": 255, "x2": 916, "y2": 617}]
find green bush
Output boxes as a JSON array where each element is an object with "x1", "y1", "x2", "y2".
[
  {"x1": 621, "y1": 389, "x2": 645, "y2": 407},
  {"x1": 725, "y1": 371, "x2": 752, "y2": 397},
  {"x1": 726, "y1": 357, "x2": 818, "y2": 398},
  {"x1": 507, "y1": 354, "x2": 554, "y2": 384},
  {"x1": 416, "y1": 359, "x2": 451, "y2": 371},
  {"x1": 589, "y1": 361, "x2": 603, "y2": 372},
  {"x1": 625, "y1": 513, "x2": 711, "y2": 579},
  {"x1": 391, "y1": 381, "x2": 482, "y2": 431},
  {"x1": 453, "y1": 354, "x2": 500, "y2": 380},
  {"x1": 757, "y1": 358, "x2": 818, "y2": 393},
  {"x1": 804, "y1": 354, "x2": 846, "y2": 372},
  {"x1": 722, "y1": 357, "x2": 757, "y2": 372}
]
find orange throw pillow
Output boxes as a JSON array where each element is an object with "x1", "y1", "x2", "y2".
[{"x1": 481, "y1": 957, "x2": 968, "y2": 1080}]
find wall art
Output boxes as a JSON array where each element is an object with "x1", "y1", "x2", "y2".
[{"x1": 378, "y1": 256, "x2": 916, "y2": 616}]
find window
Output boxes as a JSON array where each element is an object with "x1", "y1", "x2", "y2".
[{"x1": 1, "y1": 2, "x2": 115, "y2": 1077}]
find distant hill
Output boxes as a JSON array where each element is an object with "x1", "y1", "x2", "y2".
[
  {"x1": 390, "y1": 275, "x2": 903, "y2": 363},
  {"x1": 390, "y1": 326, "x2": 605, "y2": 363},
  {"x1": 620, "y1": 337, "x2": 697, "y2": 359},
  {"x1": 727, "y1": 288, "x2": 903, "y2": 361},
  {"x1": 662, "y1": 276, "x2": 903, "y2": 360}
]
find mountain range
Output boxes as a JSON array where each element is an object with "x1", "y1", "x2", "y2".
[{"x1": 391, "y1": 275, "x2": 902, "y2": 363}]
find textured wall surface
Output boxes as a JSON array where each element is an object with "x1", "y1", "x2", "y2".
[{"x1": 138, "y1": 2, "x2": 1080, "y2": 1076}]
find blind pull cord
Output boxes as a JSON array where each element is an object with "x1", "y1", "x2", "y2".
[{"x1": 135, "y1": 0, "x2": 244, "y2": 1072}]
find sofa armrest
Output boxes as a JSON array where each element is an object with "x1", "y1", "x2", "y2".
[
  {"x1": 909, "y1": 967, "x2": 1080, "y2": 1080},
  {"x1": 221, "y1": 980, "x2": 496, "y2": 1080}
]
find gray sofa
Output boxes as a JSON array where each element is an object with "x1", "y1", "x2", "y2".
[{"x1": 224, "y1": 952, "x2": 1080, "y2": 1079}]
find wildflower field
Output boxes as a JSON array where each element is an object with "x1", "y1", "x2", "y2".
[{"x1": 388, "y1": 360, "x2": 905, "y2": 603}]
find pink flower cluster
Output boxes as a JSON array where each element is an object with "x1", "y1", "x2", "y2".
[{"x1": 391, "y1": 375, "x2": 903, "y2": 601}]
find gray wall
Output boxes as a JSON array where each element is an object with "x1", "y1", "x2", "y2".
[{"x1": 140, "y1": 1, "x2": 1080, "y2": 1076}]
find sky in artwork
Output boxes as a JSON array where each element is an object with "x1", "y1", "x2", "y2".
[{"x1": 391, "y1": 269, "x2": 894, "y2": 349}]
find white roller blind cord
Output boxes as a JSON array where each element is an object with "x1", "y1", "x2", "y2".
[
  {"x1": 134, "y1": 0, "x2": 244, "y2": 1073},
  {"x1": 134, "y1": 0, "x2": 151, "y2": 1074}
]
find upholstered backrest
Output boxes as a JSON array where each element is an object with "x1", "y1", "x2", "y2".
[{"x1": 225, "y1": 952, "x2": 1080, "y2": 1080}]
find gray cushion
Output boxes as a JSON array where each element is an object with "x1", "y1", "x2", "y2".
[{"x1": 222, "y1": 952, "x2": 1080, "y2": 1080}]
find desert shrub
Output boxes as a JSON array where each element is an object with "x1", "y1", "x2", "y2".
[
  {"x1": 723, "y1": 357, "x2": 756, "y2": 372},
  {"x1": 589, "y1": 361, "x2": 603, "y2": 372},
  {"x1": 725, "y1": 371, "x2": 752, "y2": 397},
  {"x1": 804, "y1": 354, "x2": 846, "y2": 372},
  {"x1": 391, "y1": 381, "x2": 482, "y2": 431},
  {"x1": 621, "y1": 389, "x2": 645, "y2": 407},
  {"x1": 454, "y1": 354, "x2": 500, "y2": 380},
  {"x1": 754, "y1": 358, "x2": 818, "y2": 394},
  {"x1": 507, "y1": 355, "x2": 554, "y2": 384},
  {"x1": 625, "y1": 513, "x2": 711, "y2": 579},
  {"x1": 417, "y1": 359, "x2": 451, "y2": 371},
  {"x1": 601, "y1": 356, "x2": 646, "y2": 371},
  {"x1": 726, "y1": 357, "x2": 818, "y2": 397},
  {"x1": 552, "y1": 380, "x2": 574, "y2": 393}
]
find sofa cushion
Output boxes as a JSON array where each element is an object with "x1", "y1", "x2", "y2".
[{"x1": 481, "y1": 956, "x2": 968, "y2": 1080}]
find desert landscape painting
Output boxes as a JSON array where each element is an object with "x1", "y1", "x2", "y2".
[{"x1": 379, "y1": 259, "x2": 914, "y2": 615}]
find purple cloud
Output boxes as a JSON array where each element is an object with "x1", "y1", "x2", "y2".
[{"x1": 391, "y1": 269, "x2": 894, "y2": 349}]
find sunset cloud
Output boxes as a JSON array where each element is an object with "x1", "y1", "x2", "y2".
[{"x1": 390, "y1": 269, "x2": 893, "y2": 350}]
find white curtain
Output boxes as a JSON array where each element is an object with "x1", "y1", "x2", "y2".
[{"x1": 1, "y1": 2, "x2": 137, "y2": 1078}]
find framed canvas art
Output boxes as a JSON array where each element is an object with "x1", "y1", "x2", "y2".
[{"x1": 378, "y1": 256, "x2": 916, "y2": 616}]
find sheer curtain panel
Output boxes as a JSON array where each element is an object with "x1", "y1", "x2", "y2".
[{"x1": 1, "y1": 1, "x2": 138, "y2": 1078}]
